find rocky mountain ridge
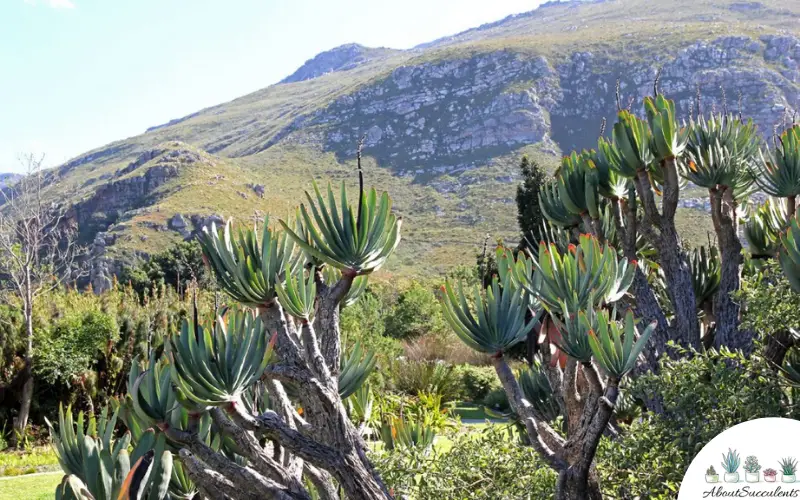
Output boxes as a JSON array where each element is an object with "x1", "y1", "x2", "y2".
[{"x1": 27, "y1": 0, "x2": 800, "y2": 276}]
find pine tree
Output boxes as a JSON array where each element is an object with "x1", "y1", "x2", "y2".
[{"x1": 515, "y1": 155, "x2": 549, "y2": 249}]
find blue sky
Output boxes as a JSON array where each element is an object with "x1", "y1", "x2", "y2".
[{"x1": 0, "y1": 0, "x2": 541, "y2": 172}]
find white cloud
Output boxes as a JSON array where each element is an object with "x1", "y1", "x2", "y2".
[{"x1": 24, "y1": 0, "x2": 76, "y2": 9}]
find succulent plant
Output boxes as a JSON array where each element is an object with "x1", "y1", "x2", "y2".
[
  {"x1": 721, "y1": 448, "x2": 741, "y2": 474},
  {"x1": 606, "y1": 110, "x2": 654, "y2": 178},
  {"x1": 745, "y1": 198, "x2": 788, "y2": 258},
  {"x1": 528, "y1": 234, "x2": 635, "y2": 315},
  {"x1": 549, "y1": 307, "x2": 597, "y2": 363},
  {"x1": 441, "y1": 272, "x2": 539, "y2": 355},
  {"x1": 346, "y1": 383, "x2": 375, "y2": 434},
  {"x1": 587, "y1": 309, "x2": 655, "y2": 379},
  {"x1": 593, "y1": 138, "x2": 631, "y2": 200},
  {"x1": 280, "y1": 181, "x2": 401, "y2": 276},
  {"x1": 682, "y1": 114, "x2": 759, "y2": 199},
  {"x1": 199, "y1": 217, "x2": 299, "y2": 307},
  {"x1": 779, "y1": 216, "x2": 800, "y2": 292},
  {"x1": 706, "y1": 466, "x2": 717, "y2": 476},
  {"x1": 744, "y1": 455, "x2": 761, "y2": 474},
  {"x1": 379, "y1": 415, "x2": 436, "y2": 451},
  {"x1": 689, "y1": 246, "x2": 721, "y2": 308},
  {"x1": 780, "y1": 457, "x2": 798, "y2": 475},
  {"x1": 765, "y1": 468, "x2": 778, "y2": 478},
  {"x1": 47, "y1": 404, "x2": 172, "y2": 500},
  {"x1": 167, "y1": 308, "x2": 275, "y2": 406},
  {"x1": 518, "y1": 357, "x2": 560, "y2": 422},
  {"x1": 323, "y1": 266, "x2": 368, "y2": 307},
  {"x1": 756, "y1": 125, "x2": 800, "y2": 201},
  {"x1": 275, "y1": 265, "x2": 317, "y2": 321},
  {"x1": 540, "y1": 180, "x2": 582, "y2": 228},
  {"x1": 554, "y1": 151, "x2": 602, "y2": 220},
  {"x1": 338, "y1": 342, "x2": 377, "y2": 399},
  {"x1": 644, "y1": 95, "x2": 689, "y2": 163}
]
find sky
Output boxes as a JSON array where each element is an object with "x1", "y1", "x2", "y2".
[{"x1": 0, "y1": 0, "x2": 542, "y2": 173}]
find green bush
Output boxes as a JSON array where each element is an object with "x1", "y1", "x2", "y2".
[
  {"x1": 35, "y1": 309, "x2": 118, "y2": 387},
  {"x1": 384, "y1": 281, "x2": 446, "y2": 340},
  {"x1": 736, "y1": 260, "x2": 800, "y2": 340},
  {"x1": 482, "y1": 387, "x2": 510, "y2": 412},
  {"x1": 597, "y1": 347, "x2": 788, "y2": 499},
  {"x1": 389, "y1": 360, "x2": 462, "y2": 402},
  {"x1": 373, "y1": 426, "x2": 555, "y2": 499},
  {"x1": 454, "y1": 365, "x2": 500, "y2": 402},
  {"x1": 341, "y1": 288, "x2": 402, "y2": 360}
]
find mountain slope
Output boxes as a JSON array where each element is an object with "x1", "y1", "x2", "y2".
[{"x1": 37, "y1": 0, "x2": 800, "y2": 283}]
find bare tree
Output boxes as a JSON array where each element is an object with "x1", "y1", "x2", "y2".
[{"x1": 0, "y1": 154, "x2": 84, "y2": 445}]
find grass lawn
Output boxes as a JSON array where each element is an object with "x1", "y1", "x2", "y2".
[
  {"x1": 0, "y1": 472, "x2": 60, "y2": 500},
  {"x1": 0, "y1": 447, "x2": 59, "y2": 477}
]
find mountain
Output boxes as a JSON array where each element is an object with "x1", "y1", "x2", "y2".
[
  {"x1": 0, "y1": 173, "x2": 22, "y2": 189},
  {"x1": 34, "y1": 0, "x2": 800, "y2": 286}
]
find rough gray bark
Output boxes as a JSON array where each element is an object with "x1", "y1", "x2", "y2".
[
  {"x1": 492, "y1": 354, "x2": 619, "y2": 499},
  {"x1": 163, "y1": 271, "x2": 390, "y2": 499},
  {"x1": 611, "y1": 198, "x2": 669, "y2": 371},
  {"x1": 710, "y1": 187, "x2": 747, "y2": 350}
]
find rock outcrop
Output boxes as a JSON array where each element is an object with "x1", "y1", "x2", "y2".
[
  {"x1": 280, "y1": 44, "x2": 400, "y2": 84},
  {"x1": 304, "y1": 35, "x2": 799, "y2": 173},
  {"x1": 71, "y1": 142, "x2": 211, "y2": 243}
]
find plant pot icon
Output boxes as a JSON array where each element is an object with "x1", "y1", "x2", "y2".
[
  {"x1": 724, "y1": 472, "x2": 739, "y2": 483},
  {"x1": 746, "y1": 472, "x2": 760, "y2": 483},
  {"x1": 705, "y1": 474, "x2": 719, "y2": 483},
  {"x1": 784, "y1": 474, "x2": 797, "y2": 483}
]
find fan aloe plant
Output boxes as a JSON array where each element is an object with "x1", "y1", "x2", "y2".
[
  {"x1": 540, "y1": 180, "x2": 583, "y2": 228},
  {"x1": 779, "y1": 216, "x2": 800, "y2": 293},
  {"x1": 745, "y1": 198, "x2": 788, "y2": 259},
  {"x1": 47, "y1": 404, "x2": 173, "y2": 500},
  {"x1": 339, "y1": 342, "x2": 377, "y2": 399},
  {"x1": 198, "y1": 217, "x2": 299, "y2": 308},
  {"x1": 606, "y1": 110, "x2": 654, "y2": 178},
  {"x1": 115, "y1": 170, "x2": 402, "y2": 500},
  {"x1": 528, "y1": 234, "x2": 634, "y2": 314},
  {"x1": 683, "y1": 114, "x2": 758, "y2": 197},
  {"x1": 280, "y1": 181, "x2": 401, "y2": 276},
  {"x1": 518, "y1": 358, "x2": 561, "y2": 422},
  {"x1": 689, "y1": 246, "x2": 721, "y2": 308},
  {"x1": 645, "y1": 94, "x2": 689, "y2": 163},
  {"x1": 443, "y1": 229, "x2": 652, "y2": 500},
  {"x1": 379, "y1": 415, "x2": 436, "y2": 451},
  {"x1": 588, "y1": 309, "x2": 655, "y2": 379},
  {"x1": 757, "y1": 125, "x2": 800, "y2": 216},
  {"x1": 441, "y1": 272, "x2": 539, "y2": 355},
  {"x1": 166, "y1": 308, "x2": 275, "y2": 407}
]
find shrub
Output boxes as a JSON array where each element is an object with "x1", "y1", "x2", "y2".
[
  {"x1": 388, "y1": 359, "x2": 463, "y2": 402},
  {"x1": 454, "y1": 364, "x2": 500, "y2": 402},
  {"x1": 372, "y1": 426, "x2": 556, "y2": 499},
  {"x1": 403, "y1": 331, "x2": 489, "y2": 365},
  {"x1": 597, "y1": 347, "x2": 787, "y2": 498},
  {"x1": 341, "y1": 288, "x2": 402, "y2": 359},
  {"x1": 384, "y1": 281, "x2": 446, "y2": 340},
  {"x1": 34, "y1": 309, "x2": 118, "y2": 387},
  {"x1": 482, "y1": 387, "x2": 510, "y2": 412}
]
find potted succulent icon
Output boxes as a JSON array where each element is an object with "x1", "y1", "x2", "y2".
[
  {"x1": 765, "y1": 469, "x2": 778, "y2": 483},
  {"x1": 744, "y1": 455, "x2": 761, "y2": 483},
  {"x1": 706, "y1": 465, "x2": 720, "y2": 483},
  {"x1": 722, "y1": 449, "x2": 741, "y2": 483},
  {"x1": 780, "y1": 457, "x2": 798, "y2": 483}
]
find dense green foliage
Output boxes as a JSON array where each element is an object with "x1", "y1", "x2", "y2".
[
  {"x1": 373, "y1": 426, "x2": 555, "y2": 499},
  {"x1": 120, "y1": 241, "x2": 209, "y2": 298},
  {"x1": 598, "y1": 347, "x2": 792, "y2": 498},
  {"x1": 0, "y1": 285, "x2": 196, "y2": 438},
  {"x1": 516, "y1": 156, "x2": 550, "y2": 249}
]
